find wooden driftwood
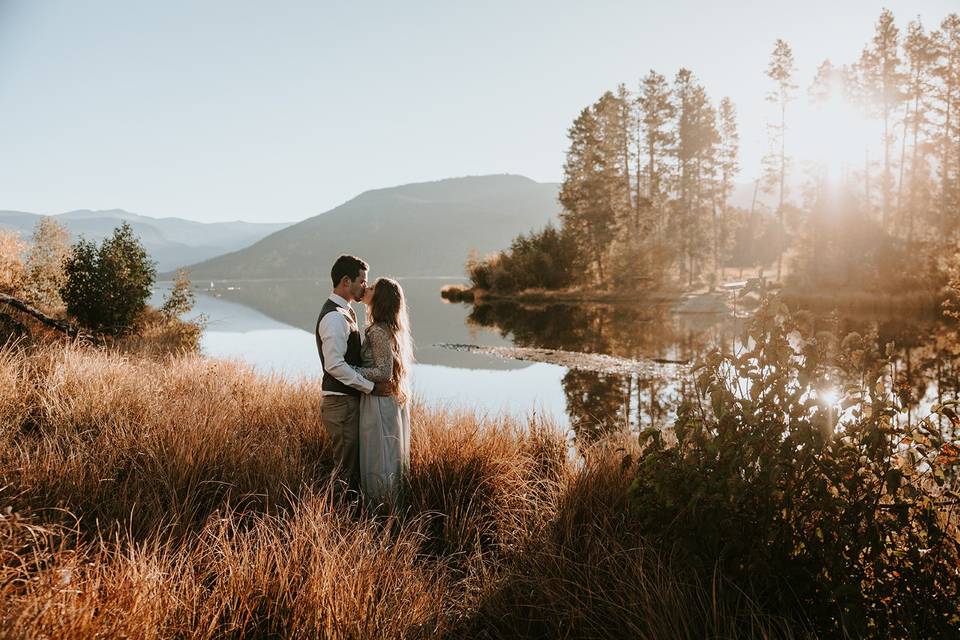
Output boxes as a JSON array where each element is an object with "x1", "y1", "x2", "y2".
[{"x1": 0, "y1": 293, "x2": 85, "y2": 338}]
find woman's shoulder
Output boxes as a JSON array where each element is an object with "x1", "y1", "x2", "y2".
[{"x1": 367, "y1": 322, "x2": 392, "y2": 338}]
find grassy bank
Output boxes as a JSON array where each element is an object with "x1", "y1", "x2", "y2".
[{"x1": 0, "y1": 340, "x2": 792, "y2": 639}]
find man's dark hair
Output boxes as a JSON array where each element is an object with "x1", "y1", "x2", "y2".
[{"x1": 331, "y1": 255, "x2": 369, "y2": 287}]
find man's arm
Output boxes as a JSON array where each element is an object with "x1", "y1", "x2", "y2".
[{"x1": 317, "y1": 311, "x2": 374, "y2": 394}]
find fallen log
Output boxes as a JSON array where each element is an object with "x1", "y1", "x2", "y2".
[{"x1": 0, "y1": 293, "x2": 84, "y2": 338}]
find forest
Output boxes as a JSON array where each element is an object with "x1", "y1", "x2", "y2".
[{"x1": 468, "y1": 9, "x2": 960, "y2": 300}]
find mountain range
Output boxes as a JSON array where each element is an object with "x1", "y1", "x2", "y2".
[
  {"x1": 3, "y1": 175, "x2": 766, "y2": 281},
  {"x1": 182, "y1": 174, "x2": 562, "y2": 281},
  {"x1": 0, "y1": 209, "x2": 290, "y2": 272}
]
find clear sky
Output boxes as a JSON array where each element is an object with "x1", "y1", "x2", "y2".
[{"x1": 1, "y1": 0, "x2": 956, "y2": 223}]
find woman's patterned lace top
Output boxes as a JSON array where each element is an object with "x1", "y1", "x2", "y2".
[{"x1": 357, "y1": 323, "x2": 394, "y2": 383}]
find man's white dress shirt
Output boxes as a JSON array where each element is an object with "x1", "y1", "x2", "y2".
[{"x1": 317, "y1": 293, "x2": 375, "y2": 396}]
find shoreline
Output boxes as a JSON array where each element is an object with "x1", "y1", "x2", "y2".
[
  {"x1": 442, "y1": 284, "x2": 709, "y2": 306},
  {"x1": 442, "y1": 283, "x2": 949, "y2": 316}
]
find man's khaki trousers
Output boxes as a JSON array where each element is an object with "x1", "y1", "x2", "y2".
[{"x1": 321, "y1": 395, "x2": 361, "y2": 489}]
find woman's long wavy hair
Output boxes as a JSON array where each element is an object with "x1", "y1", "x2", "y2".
[{"x1": 366, "y1": 277, "x2": 414, "y2": 404}]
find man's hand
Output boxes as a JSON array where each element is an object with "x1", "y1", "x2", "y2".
[{"x1": 372, "y1": 381, "x2": 396, "y2": 396}]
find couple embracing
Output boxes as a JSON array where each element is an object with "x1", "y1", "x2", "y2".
[{"x1": 315, "y1": 255, "x2": 413, "y2": 502}]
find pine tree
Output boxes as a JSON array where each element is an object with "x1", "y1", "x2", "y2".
[
  {"x1": 899, "y1": 19, "x2": 938, "y2": 246},
  {"x1": 673, "y1": 69, "x2": 697, "y2": 283},
  {"x1": 809, "y1": 59, "x2": 837, "y2": 103},
  {"x1": 638, "y1": 73, "x2": 675, "y2": 211},
  {"x1": 559, "y1": 107, "x2": 618, "y2": 285},
  {"x1": 638, "y1": 70, "x2": 675, "y2": 279},
  {"x1": 857, "y1": 9, "x2": 904, "y2": 230},
  {"x1": 716, "y1": 97, "x2": 740, "y2": 280},
  {"x1": 764, "y1": 38, "x2": 797, "y2": 282},
  {"x1": 934, "y1": 14, "x2": 960, "y2": 239},
  {"x1": 594, "y1": 89, "x2": 634, "y2": 237},
  {"x1": 672, "y1": 69, "x2": 719, "y2": 286},
  {"x1": 615, "y1": 83, "x2": 637, "y2": 220}
]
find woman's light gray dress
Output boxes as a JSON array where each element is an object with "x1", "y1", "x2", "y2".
[{"x1": 356, "y1": 323, "x2": 411, "y2": 502}]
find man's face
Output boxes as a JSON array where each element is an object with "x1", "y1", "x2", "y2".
[{"x1": 349, "y1": 269, "x2": 368, "y2": 302}]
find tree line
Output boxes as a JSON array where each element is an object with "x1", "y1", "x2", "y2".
[
  {"x1": 0, "y1": 218, "x2": 197, "y2": 343},
  {"x1": 470, "y1": 9, "x2": 960, "y2": 296}
]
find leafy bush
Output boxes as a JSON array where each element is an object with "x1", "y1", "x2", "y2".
[
  {"x1": 466, "y1": 252, "x2": 500, "y2": 291},
  {"x1": 0, "y1": 231, "x2": 27, "y2": 296},
  {"x1": 60, "y1": 223, "x2": 156, "y2": 334},
  {"x1": 24, "y1": 217, "x2": 72, "y2": 313},
  {"x1": 627, "y1": 298, "x2": 960, "y2": 637},
  {"x1": 467, "y1": 223, "x2": 578, "y2": 293},
  {"x1": 160, "y1": 269, "x2": 196, "y2": 319}
]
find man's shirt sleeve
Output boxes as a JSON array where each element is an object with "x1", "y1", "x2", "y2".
[{"x1": 317, "y1": 310, "x2": 375, "y2": 393}]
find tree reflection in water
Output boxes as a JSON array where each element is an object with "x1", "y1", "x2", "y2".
[
  {"x1": 467, "y1": 301, "x2": 716, "y2": 444},
  {"x1": 467, "y1": 299, "x2": 960, "y2": 447}
]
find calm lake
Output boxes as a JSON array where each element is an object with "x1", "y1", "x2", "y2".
[
  {"x1": 152, "y1": 278, "x2": 960, "y2": 445},
  {"x1": 152, "y1": 278, "x2": 569, "y2": 424}
]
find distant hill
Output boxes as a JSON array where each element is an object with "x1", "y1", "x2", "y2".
[
  {"x1": 0, "y1": 209, "x2": 290, "y2": 272},
  {"x1": 183, "y1": 174, "x2": 561, "y2": 280}
]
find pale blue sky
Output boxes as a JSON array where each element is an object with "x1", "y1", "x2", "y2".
[{"x1": 1, "y1": 1, "x2": 956, "y2": 223}]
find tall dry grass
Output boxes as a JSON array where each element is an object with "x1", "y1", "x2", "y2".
[{"x1": 0, "y1": 340, "x2": 791, "y2": 639}]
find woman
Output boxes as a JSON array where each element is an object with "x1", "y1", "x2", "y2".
[{"x1": 355, "y1": 277, "x2": 413, "y2": 502}]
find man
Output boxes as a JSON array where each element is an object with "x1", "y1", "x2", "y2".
[{"x1": 316, "y1": 254, "x2": 391, "y2": 489}]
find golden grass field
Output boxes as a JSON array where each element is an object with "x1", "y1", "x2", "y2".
[{"x1": 0, "y1": 339, "x2": 794, "y2": 639}]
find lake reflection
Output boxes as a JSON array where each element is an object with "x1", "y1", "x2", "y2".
[
  {"x1": 467, "y1": 298, "x2": 960, "y2": 439},
  {"x1": 154, "y1": 279, "x2": 960, "y2": 445},
  {"x1": 154, "y1": 280, "x2": 570, "y2": 426}
]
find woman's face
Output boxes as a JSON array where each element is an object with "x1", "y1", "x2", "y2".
[{"x1": 361, "y1": 283, "x2": 375, "y2": 306}]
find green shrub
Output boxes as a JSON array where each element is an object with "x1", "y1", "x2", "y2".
[
  {"x1": 627, "y1": 298, "x2": 960, "y2": 637},
  {"x1": 467, "y1": 223, "x2": 578, "y2": 293},
  {"x1": 60, "y1": 223, "x2": 156, "y2": 335},
  {"x1": 466, "y1": 252, "x2": 498, "y2": 290}
]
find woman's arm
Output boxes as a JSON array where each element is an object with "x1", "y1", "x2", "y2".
[{"x1": 355, "y1": 325, "x2": 394, "y2": 382}]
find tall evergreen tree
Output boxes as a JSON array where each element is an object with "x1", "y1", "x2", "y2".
[
  {"x1": 716, "y1": 97, "x2": 740, "y2": 279},
  {"x1": 673, "y1": 69, "x2": 719, "y2": 285},
  {"x1": 638, "y1": 71, "x2": 675, "y2": 203},
  {"x1": 559, "y1": 106, "x2": 617, "y2": 285},
  {"x1": 615, "y1": 83, "x2": 637, "y2": 220},
  {"x1": 763, "y1": 38, "x2": 797, "y2": 282},
  {"x1": 857, "y1": 9, "x2": 904, "y2": 230},
  {"x1": 638, "y1": 70, "x2": 675, "y2": 276},
  {"x1": 899, "y1": 19, "x2": 938, "y2": 246},
  {"x1": 594, "y1": 88, "x2": 634, "y2": 235},
  {"x1": 934, "y1": 14, "x2": 960, "y2": 239},
  {"x1": 673, "y1": 69, "x2": 697, "y2": 283}
]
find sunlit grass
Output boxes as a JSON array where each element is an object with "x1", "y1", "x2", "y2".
[{"x1": 0, "y1": 339, "x2": 792, "y2": 639}]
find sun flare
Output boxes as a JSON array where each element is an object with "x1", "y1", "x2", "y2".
[{"x1": 801, "y1": 96, "x2": 876, "y2": 182}]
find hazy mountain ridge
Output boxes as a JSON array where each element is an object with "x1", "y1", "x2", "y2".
[
  {"x1": 183, "y1": 174, "x2": 562, "y2": 280},
  {"x1": 0, "y1": 209, "x2": 290, "y2": 272}
]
